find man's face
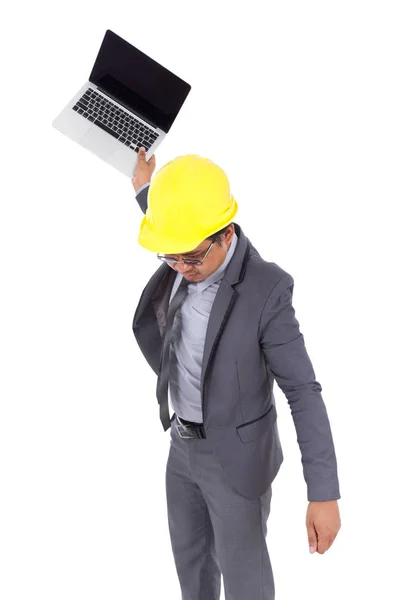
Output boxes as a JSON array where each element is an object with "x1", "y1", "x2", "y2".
[{"x1": 164, "y1": 224, "x2": 235, "y2": 283}]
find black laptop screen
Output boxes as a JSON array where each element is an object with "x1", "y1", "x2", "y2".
[{"x1": 89, "y1": 30, "x2": 191, "y2": 132}]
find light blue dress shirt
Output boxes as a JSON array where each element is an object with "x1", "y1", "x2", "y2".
[
  {"x1": 168, "y1": 232, "x2": 238, "y2": 423},
  {"x1": 135, "y1": 181, "x2": 238, "y2": 423}
]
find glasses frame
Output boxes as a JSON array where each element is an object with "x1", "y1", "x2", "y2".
[{"x1": 157, "y1": 240, "x2": 215, "y2": 266}]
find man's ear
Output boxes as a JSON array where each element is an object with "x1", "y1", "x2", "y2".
[{"x1": 225, "y1": 223, "x2": 235, "y2": 244}]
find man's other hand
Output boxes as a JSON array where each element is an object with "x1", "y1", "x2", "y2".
[
  {"x1": 306, "y1": 499, "x2": 341, "y2": 554},
  {"x1": 132, "y1": 147, "x2": 156, "y2": 192}
]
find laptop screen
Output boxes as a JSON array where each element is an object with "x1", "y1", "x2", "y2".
[{"x1": 89, "y1": 30, "x2": 191, "y2": 133}]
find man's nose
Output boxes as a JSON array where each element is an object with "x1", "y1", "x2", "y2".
[{"x1": 175, "y1": 261, "x2": 194, "y2": 273}]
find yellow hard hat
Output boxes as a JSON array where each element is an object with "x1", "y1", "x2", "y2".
[{"x1": 137, "y1": 154, "x2": 238, "y2": 254}]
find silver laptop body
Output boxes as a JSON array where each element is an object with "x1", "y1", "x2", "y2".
[{"x1": 52, "y1": 30, "x2": 191, "y2": 177}]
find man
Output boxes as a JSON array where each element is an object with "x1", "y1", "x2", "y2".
[{"x1": 131, "y1": 147, "x2": 341, "y2": 600}]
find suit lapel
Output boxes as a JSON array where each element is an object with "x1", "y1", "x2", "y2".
[
  {"x1": 133, "y1": 262, "x2": 172, "y2": 329},
  {"x1": 200, "y1": 280, "x2": 237, "y2": 394},
  {"x1": 152, "y1": 268, "x2": 177, "y2": 338},
  {"x1": 200, "y1": 224, "x2": 250, "y2": 395}
]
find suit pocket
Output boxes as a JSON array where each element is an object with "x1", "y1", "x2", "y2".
[{"x1": 236, "y1": 404, "x2": 277, "y2": 443}]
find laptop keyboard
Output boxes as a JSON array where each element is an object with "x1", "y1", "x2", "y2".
[{"x1": 72, "y1": 88, "x2": 159, "y2": 152}]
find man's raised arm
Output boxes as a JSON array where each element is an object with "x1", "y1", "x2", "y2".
[{"x1": 132, "y1": 147, "x2": 156, "y2": 215}]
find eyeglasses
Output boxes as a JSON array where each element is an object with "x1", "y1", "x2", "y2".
[{"x1": 157, "y1": 240, "x2": 215, "y2": 266}]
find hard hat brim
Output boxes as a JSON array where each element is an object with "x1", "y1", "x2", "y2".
[{"x1": 138, "y1": 197, "x2": 239, "y2": 254}]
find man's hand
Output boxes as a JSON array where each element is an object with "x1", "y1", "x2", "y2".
[
  {"x1": 132, "y1": 147, "x2": 156, "y2": 192},
  {"x1": 306, "y1": 500, "x2": 341, "y2": 554}
]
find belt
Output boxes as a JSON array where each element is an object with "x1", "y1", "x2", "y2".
[{"x1": 173, "y1": 414, "x2": 206, "y2": 439}]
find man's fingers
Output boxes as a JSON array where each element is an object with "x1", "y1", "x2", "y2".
[
  {"x1": 137, "y1": 147, "x2": 147, "y2": 162},
  {"x1": 316, "y1": 534, "x2": 330, "y2": 554},
  {"x1": 137, "y1": 147, "x2": 155, "y2": 167},
  {"x1": 307, "y1": 521, "x2": 331, "y2": 555},
  {"x1": 320, "y1": 533, "x2": 336, "y2": 553},
  {"x1": 307, "y1": 524, "x2": 318, "y2": 554}
]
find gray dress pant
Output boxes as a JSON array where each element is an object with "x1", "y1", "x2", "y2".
[{"x1": 165, "y1": 415, "x2": 275, "y2": 600}]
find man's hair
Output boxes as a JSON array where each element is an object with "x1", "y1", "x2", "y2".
[{"x1": 206, "y1": 223, "x2": 232, "y2": 247}]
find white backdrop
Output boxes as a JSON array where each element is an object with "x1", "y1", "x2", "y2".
[{"x1": 1, "y1": 1, "x2": 399, "y2": 598}]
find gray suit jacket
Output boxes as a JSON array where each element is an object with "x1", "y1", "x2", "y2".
[{"x1": 132, "y1": 186, "x2": 341, "y2": 502}]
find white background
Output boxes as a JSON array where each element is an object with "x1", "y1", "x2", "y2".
[{"x1": 1, "y1": 1, "x2": 399, "y2": 598}]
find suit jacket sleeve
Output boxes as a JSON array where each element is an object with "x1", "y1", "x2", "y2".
[
  {"x1": 258, "y1": 273, "x2": 341, "y2": 502},
  {"x1": 135, "y1": 182, "x2": 151, "y2": 214}
]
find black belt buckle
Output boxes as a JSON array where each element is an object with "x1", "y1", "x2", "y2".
[
  {"x1": 176, "y1": 416, "x2": 195, "y2": 439},
  {"x1": 176, "y1": 416, "x2": 205, "y2": 439}
]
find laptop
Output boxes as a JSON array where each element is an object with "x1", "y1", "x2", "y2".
[{"x1": 52, "y1": 29, "x2": 191, "y2": 177}]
